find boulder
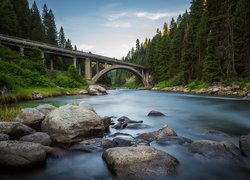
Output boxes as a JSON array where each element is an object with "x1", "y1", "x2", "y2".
[
  {"x1": 113, "y1": 137, "x2": 149, "y2": 147},
  {"x1": 147, "y1": 110, "x2": 166, "y2": 116},
  {"x1": 16, "y1": 108, "x2": 45, "y2": 130},
  {"x1": 0, "y1": 122, "x2": 35, "y2": 139},
  {"x1": 70, "y1": 138, "x2": 116, "y2": 152},
  {"x1": 79, "y1": 102, "x2": 96, "y2": 112},
  {"x1": 156, "y1": 136, "x2": 192, "y2": 146},
  {"x1": 126, "y1": 123, "x2": 151, "y2": 129},
  {"x1": 101, "y1": 116, "x2": 112, "y2": 132},
  {"x1": 79, "y1": 89, "x2": 88, "y2": 95},
  {"x1": 0, "y1": 133, "x2": 9, "y2": 141},
  {"x1": 41, "y1": 104, "x2": 106, "y2": 144},
  {"x1": 0, "y1": 140, "x2": 46, "y2": 168},
  {"x1": 88, "y1": 85, "x2": 107, "y2": 96},
  {"x1": 20, "y1": 132, "x2": 51, "y2": 146},
  {"x1": 239, "y1": 134, "x2": 250, "y2": 157},
  {"x1": 189, "y1": 140, "x2": 243, "y2": 163},
  {"x1": 102, "y1": 146, "x2": 179, "y2": 179},
  {"x1": 32, "y1": 91, "x2": 43, "y2": 100},
  {"x1": 36, "y1": 104, "x2": 57, "y2": 116},
  {"x1": 117, "y1": 116, "x2": 143, "y2": 123},
  {"x1": 136, "y1": 125, "x2": 177, "y2": 142},
  {"x1": 112, "y1": 121, "x2": 128, "y2": 129}
]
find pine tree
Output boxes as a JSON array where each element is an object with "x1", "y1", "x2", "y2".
[
  {"x1": 10, "y1": 0, "x2": 30, "y2": 38},
  {"x1": 30, "y1": 1, "x2": 45, "y2": 42},
  {"x1": 45, "y1": 9, "x2": 58, "y2": 45},
  {"x1": 58, "y1": 26, "x2": 66, "y2": 48},
  {"x1": 74, "y1": 45, "x2": 77, "y2": 51},
  {"x1": 0, "y1": 0, "x2": 17, "y2": 36},
  {"x1": 136, "y1": 39, "x2": 140, "y2": 51},
  {"x1": 65, "y1": 39, "x2": 73, "y2": 50}
]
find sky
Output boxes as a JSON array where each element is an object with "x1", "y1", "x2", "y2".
[{"x1": 29, "y1": 0, "x2": 191, "y2": 59}]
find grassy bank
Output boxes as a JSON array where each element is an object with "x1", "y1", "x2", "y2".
[{"x1": 0, "y1": 87, "x2": 86, "y2": 104}]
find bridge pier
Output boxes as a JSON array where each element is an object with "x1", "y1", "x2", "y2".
[
  {"x1": 85, "y1": 58, "x2": 92, "y2": 81},
  {"x1": 20, "y1": 47, "x2": 24, "y2": 56},
  {"x1": 73, "y1": 57, "x2": 77, "y2": 69},
  {"x1": 78, "y1": 61, "x2": 82, "y2": 75},
  {"x1": 41, "y1": 51, "x2": 45, "y2": 59},
  {"x1": 96, "y1": 61, "x2": 99, "y2": 73},
  {"x1": 50, "y1": 59, "x2": 54, "y2": 71}
]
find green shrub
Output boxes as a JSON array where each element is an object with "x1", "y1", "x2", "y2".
[
  {"x1": 155, "y1": 81, "x2": 174, "y2": 88},
  {"x1": 68, "y1": 65, "x2": 81, "y2": 82},
  {"x1": 188, "y1": 80, "x2": 208, "y2": 90},
  {"x1": 55, "y1": 75, "x2": 80, "y2": 88},
  {"x1": 244, "y1": 82, "x2": 250, "y2": 90},
  {"x1": 0, "y1": 73, "x2": 15, "y2": 90}
]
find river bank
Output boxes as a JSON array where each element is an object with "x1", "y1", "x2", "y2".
[{"x1": 152, "y1": 85, "x2": 250, "y2": 99}]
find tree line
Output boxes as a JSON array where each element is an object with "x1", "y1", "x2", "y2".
[
  {"x1": 123, "y1": 0, "x2": 249, "y2": 86},
  {"x1": 0, "y1": 0, "x2": 76, "y2": 50}
]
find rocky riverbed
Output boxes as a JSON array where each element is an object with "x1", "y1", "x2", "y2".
[{"x1": 0, "y1": 103, "x2": 249, "y2": 179}]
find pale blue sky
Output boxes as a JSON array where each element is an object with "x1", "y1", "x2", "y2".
[{"x1": 29, "y1": 0, "x2": 191, "y2": 58}]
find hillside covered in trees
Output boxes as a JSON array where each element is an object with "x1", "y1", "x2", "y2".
[
  {"x1": 0, "y1": 0, "x2": 88, "y2": 104},
  {"x1": 0, "y1": 0, "x2": 75, "y2": 50},
  {"x1": 122, "y1": 0, "x2": 250, "y2": 87}
]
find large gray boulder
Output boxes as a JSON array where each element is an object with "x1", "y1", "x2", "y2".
[
  {"x1": 0, "y1": 133, "x2": 9, "y2": 141},
  {"x1": 0, "y1": 122, "x2": 35, "y2": 139},
  {"x1": 136, "y1": 124, "x2": 177, "y2": 142},
  {"x1": 239, "y1": 134, "x2": 250, "y2": 157},
  {"x1": 36, "y1": 104, "x2": 57, "y2": 116},
  {"x1": 0, "y1": 140, "x2": 46, "y2": 168},
  {"x1": 189, "y1": 140, "x2": 243, "y2": 163},
  {"x1": 20, "y1": 132, "x2": 51, "y2": 146},
  {"x1": 88, "y1": 85, "x2": 107, "y2": 96},
  {"x1": 41, "y1": 104, "x2": 106, "y2": 144},
  {"x1": 103, "y1": 146, "x2": 179, "y2": 179},
  {"x1": 16, "y1": 108, "x2": 45, "y2": 130}
]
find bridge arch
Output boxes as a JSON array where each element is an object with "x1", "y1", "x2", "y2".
[{"x1": 91, "y1": 65, "x2": 148, "y2": 87}]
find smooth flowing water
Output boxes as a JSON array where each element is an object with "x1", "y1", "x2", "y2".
[{"x1": 1, "y1": 90, "x2": 250, "y2": 180}]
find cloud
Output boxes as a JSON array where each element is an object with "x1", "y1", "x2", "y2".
[
  {"x1": 108, "y1": 12, "x2": 128, "y2": 21},
  {"x1": 135, "y1": 12, "x2": 178, "y2": 20},
  {"x1": 107, "y1": 11, "x2": 180, "y2": 21},
  {"x1": 104, "y1": 21, "x2": 132, "y2": 28},
  {"x1": 78, "y1": 43, "x2": 94, "y2": 51}
]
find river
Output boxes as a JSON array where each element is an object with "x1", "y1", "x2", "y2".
[{"x1": 1, "y1": 89, "x2": 250, "y2": 179}]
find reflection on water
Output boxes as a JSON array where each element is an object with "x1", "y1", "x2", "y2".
[{"x1": 1, "y1": 89, "x2": 250, "y2": 179}]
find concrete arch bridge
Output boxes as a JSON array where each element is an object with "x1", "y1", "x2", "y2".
[{"x1": 0, "y1": 34, "x2": 150, "y2": 87}]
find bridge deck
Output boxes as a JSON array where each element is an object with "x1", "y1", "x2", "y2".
[{"x1": 0, "y1": 34, "x2": 146, "y2": 70}]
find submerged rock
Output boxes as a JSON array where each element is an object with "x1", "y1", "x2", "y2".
[
  {"x1": 20, "y1": 132, "x2": 51, "y2": 146},
  {"x1": 36, "y1": 104, "x2": 57, "y2": 116},
  {"x1": 16, "y1": 108, "x2": 45, "y2": 131},
  {"x1": 147, "y1": 110, "x2": 166, "y2": 116},
  {"x1": 126, "y1": 123, "x2": 151, "y2": 129},
  {"x1": 0, "y1": 140, "x2": 46, "y2": 168},
  {"x1": 156, "y1": 136, "x2": 192, "y2": 146},
  {"x1": 102, "y1": 146, "x2": 179, "y2": 179},
  {"x1": 88, "y1": 85, "x2": 107, "y2": 96},
  {"x1": 239, "y1": 134, "x2": 250, "y2": 157},
  {"x1": 70, "y1": 138, "x2": 116, "y2": 152},
  {"x1": 189, "y1": 140, "x2": 243, "y2": 163},
  {"x1": 41, "y1": 104, "x2": 105, "y2": 144},
  {"x1": 0, "y1": 122, "x2": 35, "y2": 140},
  {"x1": 136, "y1": 124, "x2": 177, "y2": 142},
  {"x1": 117, "y1": 116, "x2": 143, "y2": 123}
]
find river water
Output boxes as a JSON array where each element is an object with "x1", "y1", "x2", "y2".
[{"x1": 1, "y1": 90, "x2": 250, "y2": 179}]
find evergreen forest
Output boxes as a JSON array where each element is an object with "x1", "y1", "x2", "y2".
[{"x1": 120, "y1": 0, "x2": 250, "y2": 87}]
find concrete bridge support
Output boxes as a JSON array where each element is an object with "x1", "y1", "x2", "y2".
[
  {"x1": 73, "y1": 57, "x2": 77, "y2": 69},
  {"x1": 96, "y1": 61, "x2": 99, "y2": 73},
  {"x1": 20, "y1": 47, "x2": 24, "y2": 56},
  {"x1": 50, "y1": 59, "x2": 54, "y2": 71},
  {"x1": 85, "y1": 58, "x2": 92, "y2": 81}
]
